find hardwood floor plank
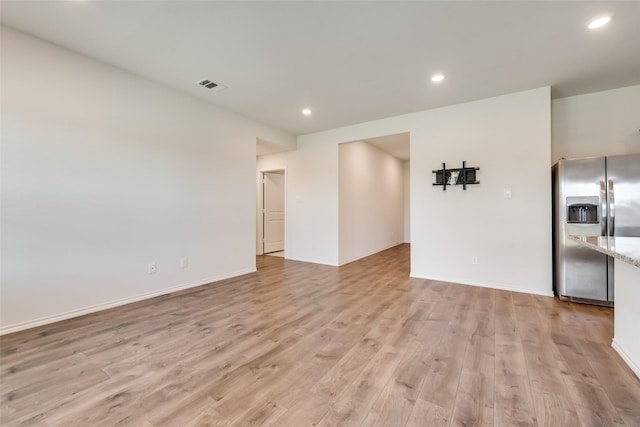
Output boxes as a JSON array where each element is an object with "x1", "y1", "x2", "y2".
[
  {"x1": 416, "y1": 322, "x2": 469, "y2": 412},
  {"x1": 406, "y1": 398, "x2": 448, "y2": 427},
  {"x1": 228, "y1": 400, "x2": 286, "y2": 427},
  {"x1": 450, "y1": 371, "x2": 494, "y2": 427},
  {"x1": 521, "y1": 342, "x2": 567, "y2": 395},
  {"x1": 564, "y1": 376, "x2": 627, "y2": 426},
  {"x1": 549, "y1": 333, "x2": 601, "y2": 387},
  {"x1": 494, "y1": 327, "x2": 537, "y2": 426},
  {"x1": 310, "y1": 336, "x2": 381, "y2": 399},
  {"x1": 451, "y1": 332, "x2": 495, "y2": 426},
  {"x1": 494, "y1": 292, "x2": 519, "y2": 337},
  {"x1": 494, "y1": 373, "x2": 537, "y2": 427},
  {"x1": 531, "y1": 390, "x2": 580, "y2": 427},
  {"x1": 1, "y1": 244, "x2": 638, "y2": 426},
  {"x1": 316, "y1": 344, "x2": 402, "y2": 427},
  {"x1": 462, "y1": 334, "x2": 494, "y2": 374},
  {"x1": 270, "y1": 393, "x2": 331, "y2": 427},
  {"x1": 361, "y1": 338, "x2": 437, "y2": 427},
  {"x1": 495, "y1": 332, "x2": 528, "y2": 378},
  {"x1": 360, "y1": 380, "x2": 416, "y2": 427},
  {"x1": 451, "y1": 369, "x2": 494, "y2": 426},
  {"x1": 1, "y1": 359, "x2": 110, "y2": 420},
  {"x1": 149, "y1": 395, "x2": 229, "y2": 427},
  {"x1": 577, "y1": 338, "x2": 640, "y2": 425}
]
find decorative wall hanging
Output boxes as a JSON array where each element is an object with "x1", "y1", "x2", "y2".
[{"x1": 432, "y1": 161, "x2": 480, "y2": 191}]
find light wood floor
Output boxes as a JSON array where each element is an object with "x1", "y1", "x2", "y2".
[{"x1": 1, "y1": 244, "x2": 639, "y2": 426}]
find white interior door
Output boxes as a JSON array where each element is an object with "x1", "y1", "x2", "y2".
[{"x1": 263, "y1": 171, "x2": 285, "y2": 253}]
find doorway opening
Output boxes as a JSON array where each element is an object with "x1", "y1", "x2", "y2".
[
  {"x1": 258, "y1": 169, "x2": 285, "y2": 257},
  {"x1": 338, "y1": 132, "x2": 410, "y2": 269}
]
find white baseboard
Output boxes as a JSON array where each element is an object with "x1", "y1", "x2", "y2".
[
  {"x1": 339, "y1": 242, "x2": 405, "y2": 266},
  {"x1": 612, "y1": 339, "x2": 640, "y2": 380},
  {"x1": 284, "y1": 255, "x2": 339, "y2": 267},
  {"x1": 277, "y1": 242, "x2": 408, "y2": 267},
  {"x1": 408, "y1": 273, "x2": 554, "y2": 297},
  {"x1": 0, "y1": 268, "x2": 257, "y2": 336}
]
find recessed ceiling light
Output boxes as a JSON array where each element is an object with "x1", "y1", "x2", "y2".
[
  {"x1": 431, "y1": 74, "x2": 445, "y2": 83},
  {"x1": 587, "y1": 16, "x2": 611, "y2": 30},
  {"x1": 302, "y1": 108, "x2": 312, "y2": 116}
]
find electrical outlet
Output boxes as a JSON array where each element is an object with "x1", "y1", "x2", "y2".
[
  {"x1": 148, "y1": 262, "x2": 157, "y2": 274},
  {"x1": 180, "y1": 257, "x2": 189, "y2": 269},
  {"x1": 471, "y1": 256, "x2": 478, "y2": 265}
]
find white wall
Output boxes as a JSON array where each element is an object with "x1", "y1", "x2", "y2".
[
  {"x1": 403, "y1": 161, "x2": 410, "y2": 243},
  {"x1": 612, "y1": 259, "x2": 640, "y2": 379},
  {"x1": 551, "y1": 85, "x2": 640, "y2": 163},
  {"x1": 338, "y1": 141, "x2": 404, "y2": 265},
  {"x1": 264, "y1": 87, "x2": 552, "y2": 295},
  {"x1": 0, "y1": 27, "x2": 295, "y2": 333},
  {"x1": 256, "y1": 140, "x2": 339, "y2": 265},
  {"x1": 411, "y1": 88, "x2": 551, "y2": 295}
]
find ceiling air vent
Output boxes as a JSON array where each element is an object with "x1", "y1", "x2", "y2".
[{"x1": 196, "y1": 79, "x2": 227, "y2": 92}]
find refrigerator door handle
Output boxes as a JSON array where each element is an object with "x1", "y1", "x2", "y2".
[
  {"x1": 600, "y1": 179, "x2": 607, "y2": 236},
  {"x1": 608, "y1": 179, "x2": 615, "y2": 236}
]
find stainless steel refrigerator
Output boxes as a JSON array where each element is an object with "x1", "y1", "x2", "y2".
[{"x1": 552, "y1": 154, "x2": 640, "y2": 306}]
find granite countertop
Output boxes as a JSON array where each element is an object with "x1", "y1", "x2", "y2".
[{"x1": 569, "y1": 236, "x2": 640, "y2": 268}]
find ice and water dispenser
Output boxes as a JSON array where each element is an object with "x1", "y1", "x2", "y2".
[{"x1": 566, "y1": 196, "x2": 599, "y2": 224}]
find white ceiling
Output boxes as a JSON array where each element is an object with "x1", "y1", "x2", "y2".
[
  {"x1": 2, "y1": 1, "x2": 639, "y2": 136},
  {"x1": 364, "y1": 133, "x2": 410, "y2": 161}
]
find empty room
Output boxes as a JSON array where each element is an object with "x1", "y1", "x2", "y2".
[{"x1": 2, "y1": 1, "x2": 640, "y2": 426}]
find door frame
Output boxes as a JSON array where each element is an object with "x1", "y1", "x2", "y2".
[{"x1": 257, "y1": 168, "x2": 286, "y2": 256}]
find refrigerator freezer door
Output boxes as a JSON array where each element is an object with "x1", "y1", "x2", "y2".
[
  {"x1": 605, "y1": 154, "x2": 640, "y2": 301},
  {"x1": 555, "y1": 157, "x2": 608, "y2": 301},
  {"x1": 606, "y1": 154, "x2": 640, "y2": 238}
]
